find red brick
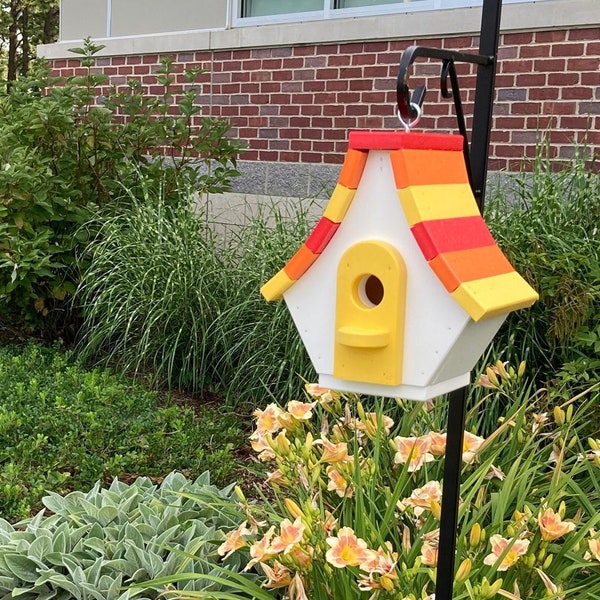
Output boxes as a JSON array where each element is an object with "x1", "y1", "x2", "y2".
[
  {"x1": 503, "y1": 32, "x2": 535, "y2": 45},
  {"x1": 547, "y1": 72, "x2": 579, "y2": 86},
  {"x1": 543, "y1": 101, "x2": 577, "y2": 115},
  {"x1": 303, "y1": 80, "x2": 326, "y2": 92},
  {"x1": 569, "y1": 28, "x2": 600, "y2": 41},
  {"x1": 562, "y1": 87, "x2": 592, "y2": 100},
  {"x1": 293, "y1": 46, "x2": 316, "y2": 56},
  {"x1": 316, "y1": 68, "x2": 339, "y2": 79},
  {"x1": 529, "y1": 87, "x2": 560, "y2": 101},
  {"x1": 519, "y1": 44, "x2": 550, "y2": 59},
  {"x1": 327, "y1": 54, "x2": 351, "y2": 67},
  {"x1": 336, "y1": 92, "x2": 361, "y2": 104},
  {"x1": 510, "y1": 101, "x2": 543, "y2": 115},
  {"x1": 494, "y1": 116, "x2": 526, "y2": 129},
  {"x1": 534, "y1": 58, "x2": 567, "y2": 73},
  {"x1": 280, "y1": 151, "x2": 300, "y2": 162},
  {"x1": 326, "y1": 80, "x2": 348, "y2": 91},
  {"x1": 567, "y1": 58, "x2": 600, "y2": 72},
  {"x1": 339, "y1": 67, "x2": 363, "y2": 79},
  {"x1": 535, "y1": 30, "x2": 568, "y2": 43},
  {"x1": 551, "y1": 43, "x2": 586, "y2": 57},
  {"x1": 351, "y1": 53, "x2": 377, "y2": 66},
  {"x1": 588, "y1": 42, "x2": 600, "y2": 55},
  {"x1": 377, "y1": 52, "x2": 401, "y2": 65},
  {"x1": 501, "y1": 60, "x2": 534, "y2": 74},
  {"x1": 581, "y1": 72, "x2": 600, "y2": 86},
  {"x1": 300, "y1": 152, "x2": 322, "y2": 162},
  {"x1": 443, "y1": 36, "x2": 476, "y2": 50}
]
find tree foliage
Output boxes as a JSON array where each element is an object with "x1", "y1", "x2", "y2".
[{"x1": 0, "y1": 0, "x2": 59, "y2": 83}]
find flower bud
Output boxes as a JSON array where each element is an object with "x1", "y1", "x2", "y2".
[
  {"x1": 518, "y1": 361, "x2": 526, "y2": 378},
  {"x1": 566, "y1": 404, "x2": 573, "y2": 423},
  {"x1": 496, "y1": 360, "x2": 509, "y2": 380},
  {"x1": 486, "y1": 367, "x2": 500, "y2": 387},
  {"x1": 554, "y1": 406, "x2": 565, "y2": 426},
  {"x1": 469, "y1": 523, "x2": 482, "y2": 547},
  {"x1": 543, "y1": 554, "x2": 553, "y2": 569},
  {"x1": 455, "y1": 558, "x2": 472, "y2": 582},
  {"x1": 285, "y1": 498, "x2": 304, "y2": 519},
  {"x1": 234, "y1": 485, "x2": 247, "y2": 503}
]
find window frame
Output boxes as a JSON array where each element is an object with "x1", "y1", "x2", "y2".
[{"x1": 233, "y1": 0, "x2": 552, "y2": 27}]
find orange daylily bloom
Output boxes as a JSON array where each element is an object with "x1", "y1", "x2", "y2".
[
  {"x1": 250, "y1": 434, "x2": 276, "y2": 461},
  {"x1": 304, "y1": 383, "x2": 340, "y2": 407},
  {"x1": 245, "y1": 525, "x2": 276, "y2": 570},
  {"x1": 287, "y1": 400, "x2": 316, "y2": 420},
  {"x1": 392, "y1": 436, "x2": 435, "y2": 472},
  {"x1": 217, "y1": 521, "x2": 251, "y2": 559},
  {"x1": 261, "y1": 560, "x2": 292, "y2": 589},
  {"x1": 317, "y1": 436, "x2": 350, "y2": 463},
  {"x1": 462, "y1": 431, "x2": 485, "y2": 464},
  {"x1": 538, "y1": 507, "x2": 576, "y2": 541},
  {"x1": 253, "y1": 403, "x2": 284, "y2": 436},
  {"x1": 327, "y1": 466, "x2": 353, "y2": 498},
  {"x1": 428, "y1": 432, "x2": 446, "y2": 455},
  {"x1": 326, "y1": 527, "x2": 372, "y2": 568},
  {"x1": 586, "y1": 537, "x2": 600, "y2": 561},
  {"x1": 420, "y1": 541, "x2": 438, "y2": 566},
  {"x1": 270, "y1": 517, "x2": 306, "y2": 554},
  {"x1": 403, "y1": 480, "x2": 442, "y2": 518},
  {"x1": 353, "y1": 412, "x2": 395, "y2": 438},
  {"x1": 483, "y1": 534, "x2": 530, "y2": 571}
]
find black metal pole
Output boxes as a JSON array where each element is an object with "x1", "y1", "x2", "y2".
[
  {"x1": 434, "y1": 386, "x2": 467, "y2": 600},
  {"x1": 469, "y1": 0, "x2": 503, "y2": 211}
]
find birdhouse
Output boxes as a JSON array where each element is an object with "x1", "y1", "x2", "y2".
[{"x1": 261, "y1": 131, "x2": 538, "y2": 401}]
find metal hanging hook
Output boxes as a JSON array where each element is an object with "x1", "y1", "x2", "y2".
[{"x1": 397, "y1": 101, "x2": 423, "y2": 131}]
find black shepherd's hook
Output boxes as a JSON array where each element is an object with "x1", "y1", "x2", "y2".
[{"x1": 396, "y1": 45, "x2": 494, "y2": 191}]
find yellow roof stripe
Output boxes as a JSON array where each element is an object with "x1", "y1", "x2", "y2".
[
  {"x1": 323, "y1": 184, "x2": 356, "y2": 223},
  {"x1": 451, "y1": 271, "x2": 539, "y2": 321},
  {"x1": 397, "y1": 183, "x2": 481, "y2": 227},
  {"x1": 260, "y1": 269, "x2": 295, "y2": 302}
]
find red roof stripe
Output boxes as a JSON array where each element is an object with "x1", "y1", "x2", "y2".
[
  {"x1": 411, "y1": 216, "x2": 496, "y2": 261},
  {"x1": 349, "y1": 131, "x2": 464, "y2": 152},
  {"x1": 429, "y1": 245, "x2": 516, "y2": 292},
  {"x1": 305, "y1": 217, "x2": 340, "y2": 254}
]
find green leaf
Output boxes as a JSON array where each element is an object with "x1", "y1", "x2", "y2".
[{"x1": 4, "y1": 554, "x2": 41, "y2": 583}]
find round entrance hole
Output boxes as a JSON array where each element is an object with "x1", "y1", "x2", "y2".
[{"x1": 358, "y1": 274, "x2": 384, "y2": 307}]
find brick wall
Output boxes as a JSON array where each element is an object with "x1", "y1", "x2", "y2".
[{"x1": 49, "y1": 27, "x2": 600, "y2": 174}]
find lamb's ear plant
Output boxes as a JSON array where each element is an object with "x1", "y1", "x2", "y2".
[
  {"x1": 0, "y1": 472, "x2": 260, "y2": 600},
  {"x1": 190, "y1": 365, "x2": 600, "y2": 599}
]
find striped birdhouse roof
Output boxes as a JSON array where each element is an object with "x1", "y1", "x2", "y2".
[{"x1": 261, "y1": 131, "x2": 538, "y2": 322}]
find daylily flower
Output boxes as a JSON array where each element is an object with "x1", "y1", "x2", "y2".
[
  {"x1": 585, "y1": 537, "x2": 600, "y2": 561},
  {"x1": 420, "y1": 541, "x2": 438, "y2": 566},
  {"x1": 402, "y1": 480, "x2": 442, "y2": 518},
  {"x1": 353, "y1": 412, "x2": 395, "y2": 438},
  {"x1": 250, "y1": 434, "x2": 276, "y2": 461},
  {"x1": 391, "y1": 435, "x2": 435, "y2": 472},
  {"x1": 287, "y1": 400, "x2": 316, "y2": 420},
  {"x1": 462, "y1": 431, "x2": 485, "y2": 464},
  {"x1": 315, "y1": 436, "x2": 350, "y2": 463},
  {"x1": 538, "y1": 507, "x2": 576, "y2": 541},
  {"x1": 288, "y1": 572, "x2": 309, "y2": 600},
  {"x1": 245, "y1": 526, "x2": 275, "y2": 570},
  {"x1": 261, "y1": 561, "x2": 292, "y2": 589},
  {"x1": 270, "y1": 517, "x2": 306, "y2": 554},
  {"x1": 485, "y1": 464, "x2": 506, "y2": 480},
  {"x1": 217, "y1": 521, "x2": 251, "y2": 559},
  {"x1": 253, "y1": 403, "x2": 284, "y2": 436},
  {"x1": 326, "y1": 527, "x2": 372, "y2": 568},
  {"x1": 483, "y1": 534, "x2": 530, "y2": 571},
  {"x1": 266, "y1": 469, "x2": 289, "y2": 486},
  {"x1": 327, "y1": 466, "x2": 353, "y2": 498},
  {"x1": 304, "y1": 383, "x2": 340, "y2": 408},
  {"x1": 428, "y1": 432, "x2": 446, "y2": 455},
  {"x1": 532, "y1": 412, "x2": 549, "y2": 434},
  {"x1": 361, "y1": 541, "x2": 399, "y2": 577}
]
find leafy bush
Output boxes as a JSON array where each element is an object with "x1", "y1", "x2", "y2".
[
  {"x1": 0, "y1": 471, "x2": 259, "y2": 599},
  {"x1": 0, "y1": 38, "x2": 241, "y2": 334},
  {"x1": 202, "y1": 371, "x2": 600, "y2": 599},
  {"x1": 486, "y1": 143, "x2": 600, "y2": 392},
  {"x1": 76, "y1": 195, "x2": 315, "y2": 404},
  {"x1": 0, "y1": 342, "x2": 245, "y2": 521}
]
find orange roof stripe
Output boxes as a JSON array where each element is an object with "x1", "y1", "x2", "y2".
[
  {"x1": 338, "y1": 149, "x2": 368, "y2": 189},
  {"x1": 391, "y1": 148, "x2": 470, "y2": 189},
  {"x1": 284, "y1": 244, "x2": 319, "y2": 281},
  {"x1": 429, "y1": 245, "x2": 516, "y2": 293}
]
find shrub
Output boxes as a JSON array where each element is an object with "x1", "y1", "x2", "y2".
[
  {"x1": 0, "y1": 342, "x2": 245, "y2": 521},
  {"x1": 0, "y1": 472, "x2": 259, "y2": 599},
  {"x1": 0, "y1": 38, "x2": 241, "y2": 334},
  {"x1": 201, "y1": 369, "x2": 600, "y2": 599},
  {"x1": 485, "y1": 142, "x2": 600, "y2": 392}
]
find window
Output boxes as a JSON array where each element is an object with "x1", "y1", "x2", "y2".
[
  {"x1": 337, "y1": 0, "x2": 413, "y2": 7},
  {"x1": 242, "y1": 0, "x2": 322, "y2": 17}
]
